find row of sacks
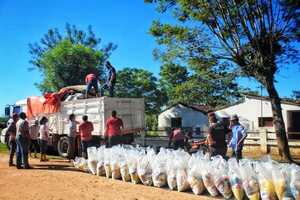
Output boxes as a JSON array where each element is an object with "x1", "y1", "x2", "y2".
[{"x1": 73, "y1": 145, "x2": 300, "y2": 200}]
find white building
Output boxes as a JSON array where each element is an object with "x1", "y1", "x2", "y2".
[
  {"x1": 215, "y1": 95, "x2": 300, "y2": 136},
  {"x1": 158, "y1": 103, "x2": 209, "y2": 130}
]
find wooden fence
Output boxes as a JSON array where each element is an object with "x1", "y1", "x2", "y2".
[
  {"x1": 143, "y1": 129, "x2": 300, "y2": 154},
  {"x1": 244, "y1": 130, "x2": 300, "y2": 154}
]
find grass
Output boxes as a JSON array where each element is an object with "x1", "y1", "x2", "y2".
[
  {"x1": 0, "y1": 143, "x2": 9, "y2": 154},
  {"x1": 0, "y1": 142, "x2": 63, "y2": 160}
]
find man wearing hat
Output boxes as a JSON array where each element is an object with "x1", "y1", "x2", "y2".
[
  {"x1": 228, "y1": 114, "x2": 247, "y2": 160},
  {"x1": 206, "y1": 112, "x2": 229, "y2": 158}
]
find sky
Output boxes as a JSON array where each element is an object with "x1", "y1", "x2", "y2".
[{"x1": 0, "y1": 0, "x2": 299, "y2": 116}]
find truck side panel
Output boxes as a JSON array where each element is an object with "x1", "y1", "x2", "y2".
[{"x1": 58, "y1": 97, "x2": 145, "y2": 137}]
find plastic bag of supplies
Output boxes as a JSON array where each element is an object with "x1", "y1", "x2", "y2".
[
  {"x1": 174, "y1": 150, "x2": 190, "y2": 192},
  {"x1": 126, "y1": 149, "x2": 141, "y2": 184},
  {"x1": 137, "y1": 148, "x2": 155, "y2": 186},
  {"x1": 166, "y1": 150, "x2": 177, "y2": 190},
  {"x1": 104, "y1": 148, "x2": 112, "y2": 178},
  {"x1": 96, "y1": 146, "x2": 105, "y2": 176},
  {"x1": 290, "y1": 164, "x2": 300, "y2": 200},
  {"x1": 270, "y1": 162, "x2": 293, "y2": 200},
  {"x1": 211, "y1": 156, "x2": 232, "y2": 199},
  {"x1": 255, "y1": 161, "x2": 277, "y2": 200},
  {"x1": 73, "y1": 157, "x2": 88, "y2": 171},
  {"x1": 201, "y1": 157, "x2": 219, "y2": 197},
  {"x1": 110, "y1": 146, "x2": 122, "y2": 180},
  {"x1": 151, "y1": 148, "x2": 167, "y2": 187},
  {"x1": 228, "y1": 158, "x2": 245, "y2": 200},
  {"x1": 187, "y1": 153, "x2": 205, "y2": 195},
  {"x1": 239, "y1": 159, "x2": 260, "y2": 200},
  {"x1": 119, "y1": 147, "x2": 131, "y2": 182},
  {"x1": 87, "y1": 147, "x2": 98, "y2": 175}
]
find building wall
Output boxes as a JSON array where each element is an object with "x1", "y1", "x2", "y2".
[
  {"x1": 158, "y1": 104, "x2": 208, "y2": 129},
  {"x1": 216, "y1": 97, "x2": 300, "y2": 132}
]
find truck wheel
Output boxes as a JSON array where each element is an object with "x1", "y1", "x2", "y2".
[{"x1": 57, "y1": 136, "x2": 69, "y2": 158}]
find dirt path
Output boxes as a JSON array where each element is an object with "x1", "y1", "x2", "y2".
[{"x1": 0, "y1": 154, "x2": 218, "y2": 200}]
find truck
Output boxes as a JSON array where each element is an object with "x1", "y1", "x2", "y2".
[{"x1": 4, "y1": 97, "x2": 145, "y2": 157}]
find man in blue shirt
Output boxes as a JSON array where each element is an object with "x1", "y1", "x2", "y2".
[
  {"x1": 100, "y1": 61, "x2": 116, "y2": 97},
  {"x1": 228, "y1": 114, "x2": 247, "y2": 160}
]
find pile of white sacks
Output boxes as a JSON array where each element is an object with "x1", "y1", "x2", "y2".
[{"x1": 73, "y1": 145, "x2": 300, "y2": 200}]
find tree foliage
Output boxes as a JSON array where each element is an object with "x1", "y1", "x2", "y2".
[
  {"x1": 146, "y1": 114, "x2": 158, "y2": 130},
  {"x1": 292, "y1": 90, "x2": 300, "y2": 100},
  {"x1": 115, "y1": 67, "x2": 167, "y2": 114},
  {"x1": 146, "y1": 0, "x2": 300, "y2": 162},
  {"x1": 39, "y1": 40, "x2": 103, "y2": 92},
  {"x1": 29, "y1": 23, "x2": 117, "y2": 92},
  {"x1": 150, "y1": 19, "x2": 241, "y2": 107}
]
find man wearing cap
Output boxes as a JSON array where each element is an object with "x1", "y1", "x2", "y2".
[
  {"x1": 100, "y1": 61, "x2": 116, "y2": 97},
  {"x1": 228, "y1": 114, "x2": 247, "y2": 160},
  {"x1": 206, "y1": 112, "x2": 228, "y2": 158}
]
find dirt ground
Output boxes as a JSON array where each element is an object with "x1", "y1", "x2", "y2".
[{"x1": 0, "y1": 154, "x2": 218, "y2": 200}]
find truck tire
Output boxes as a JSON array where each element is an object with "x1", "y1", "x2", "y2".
[{"x1": 57, "y1": 136, "x2": 69, "y2": 158}]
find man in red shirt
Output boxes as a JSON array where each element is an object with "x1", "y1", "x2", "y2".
[
  {"x1": 168, "y1": 127, "x2": 186, "y2": 150},
  {"x1": 79, "y1": 115, "x2": 94, "y2": 158},
  {"x1": 85, "y1": 73, "x2": 99, "y2": 98},
  {"x1": 105, "y1": 110, "x2": 124, "y2": 147}
]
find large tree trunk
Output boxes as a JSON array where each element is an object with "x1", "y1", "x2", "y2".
[{"x1": 265, "y1": 77, "x2": 293, "y2": 162}]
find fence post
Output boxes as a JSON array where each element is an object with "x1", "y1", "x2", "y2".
[{"x1": 260, "y1": 129, "x2": 268, "y2": 154}]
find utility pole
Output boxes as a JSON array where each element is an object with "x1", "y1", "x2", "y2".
[{"x1": 260, "y1": 85, "x2": 263, "y2": 119}]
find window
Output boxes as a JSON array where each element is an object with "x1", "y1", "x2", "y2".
[
  {"x1": 287, "y1": 111, "x2": 300, "y2": 132},
  {"x1": 171, "y1": 117, "x2": 182, "y2": 128},
  {"x1": 258, "y1": 117, "x2": 273, "y2": 127}
]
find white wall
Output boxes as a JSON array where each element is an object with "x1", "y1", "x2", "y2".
[
  {"x1": 215, "y1": 97, "x2": 300, "y2": 131},
  {"x1": 158, "y1": 104, "x2": 208, "y2": 129}
]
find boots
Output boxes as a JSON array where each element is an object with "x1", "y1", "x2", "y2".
[{"x1": 9, "y1": 154, "x2": 15, "y2": 167}]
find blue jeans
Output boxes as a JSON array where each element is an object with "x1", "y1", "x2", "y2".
[
  {"x1": 86, "y1": 79, "x2": 99, "y2": 96},
  {"x1": 16, "y1": 135, "x2": 29, "y2": 168},
  {"x1": 67, "y1": 136, "x2": 76, "y2": 159},
  {"x1": 100, "y1": 82, "x2": 115, "y2": 97},
  {"x1": 9, "y1": 139, "x2": 16, "y2": 165},
  {"x1": 81, "y1": 140, "x2": 92, "y2": 159}
]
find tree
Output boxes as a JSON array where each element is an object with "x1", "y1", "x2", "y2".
[
  {"x1": 292, "y1": 91, "x2": 300, "y2": 100},
  {"x1": 115, "y1": 67, "x2": 167, "y2": 114},
  {"x1": 29, "y1": 23, "x2": 117, "y2": 92},
  {"x1": 146, "y1": 0, "x2": 300, "y2": 162},
  {"x1": 150, "y1": 15, "x2": 241, "y2": 107},
  {"x1": 39, "y1": 40, "x2": 103, "y2": 92},
  {"x1": 145, "y1": 114, "x2": 158, "y2": 130},
  {"x1": 159, "y1": 63, "x2": 188, "y2": 104}
]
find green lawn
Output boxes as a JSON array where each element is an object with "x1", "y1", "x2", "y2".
[{"x1": 0, "y1": 143, "x2": 8, "y2": 154}]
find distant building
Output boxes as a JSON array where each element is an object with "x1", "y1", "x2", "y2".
[
  {"x1": 158, "y1": 103, "x2": 210, "y2": 131},
  {"x1": 215, "y1": 95, "x2": 300, "y2": 138}
]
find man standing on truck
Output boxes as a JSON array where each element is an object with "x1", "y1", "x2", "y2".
[
  {"x1": 85, "y1": 73, "x2": 99, "y2": 98},
  {"x1": 6, "y1": 113, "x2": 18, "y2": 166},
  {"x1": 105, "y1": 110, "x2": 123, "y2": 147},
  {"x1": 100, "y1": 61, "x2": 116, "y2": 97},
  {"x1": 79, "y1": 115, "x2": 94, "y2": 159},
  {"x1": 206, "y1": 112, "x2": 228, "y2": 158}
]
